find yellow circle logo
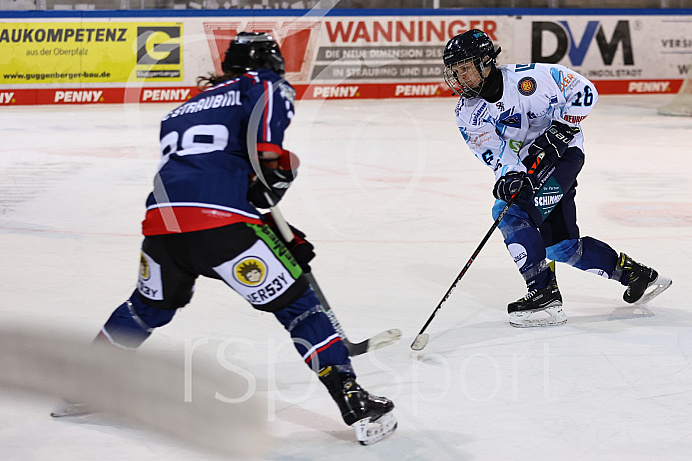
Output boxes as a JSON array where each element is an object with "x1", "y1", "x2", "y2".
[
  {"x1": 139, "y1": 253, "x2": 150, "y2": 280},
  {"x1": 234, "y1": 257, "x2": 267, "y2": 287},
  {"x1": 518, "y1": 77, "x2": 537, "y2": 96}
]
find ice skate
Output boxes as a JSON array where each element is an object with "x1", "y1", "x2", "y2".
[
  {"x1": 508, "y1": 273, "x2": 566, "y2": 328},
  {"x1": 319, "y1": 366, "x2": 397, "y2": 445},
  {"x1": 50, "y1": 399, "x2": 94, "y2": 418},
  {"x1": 618, "y1": 253, "x2": 672, "y2": 305}
]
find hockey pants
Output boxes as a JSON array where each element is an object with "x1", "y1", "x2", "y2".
[{"x1": 492, "y1": 147, "x2": 622, "y2": 289}]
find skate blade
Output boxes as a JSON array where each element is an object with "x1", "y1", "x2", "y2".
[
  {"x1": 353, "y1": 412, "x2": 397, "y2": 445},
  {"x1": 50, "y1": 400, "x2": 94, "y2": 418},
  {"x1": 509, "y1": 305, "x2": 567, "y2": 328},
  {"x1": 634, "y1": 276, "x2": 672, "y2": 306}
]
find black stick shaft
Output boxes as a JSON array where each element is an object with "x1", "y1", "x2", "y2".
[
  {"x1": 412, "y1": 194, "x2": 518, "y2": 338},
  {"x1": 411, "y1": 151, "x2": 554, "y2": 344}
]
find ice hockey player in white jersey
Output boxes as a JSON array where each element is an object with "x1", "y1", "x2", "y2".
[{"x1": 443, "y1": 29, "x2": 672, "y2": 327}]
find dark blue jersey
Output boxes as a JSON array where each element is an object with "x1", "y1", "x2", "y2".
[{"x1": 142, "y1": 69, "x2": 296, "y2": 236}]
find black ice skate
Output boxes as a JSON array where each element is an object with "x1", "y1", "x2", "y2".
[
  {"x1": 618, "y1": 253, "x2": 672, "y2": 305},
  {"x1": 508, "y1": 270, "x2": 566, "y2": 328},
  {"x1": 319, "y1": 366, "x2": 397, "y2": 445}
]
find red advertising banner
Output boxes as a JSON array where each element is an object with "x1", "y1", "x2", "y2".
[{"x1": 0, "y1": 11, "x2": 689, "y2": 105}]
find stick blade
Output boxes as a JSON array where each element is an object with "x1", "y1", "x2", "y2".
[
  {"x1": 368, "y1": 329, "x2": 402, "y2": 351},
  {"x1": 345, "y1": 329, "x2": 402, "y2": 357},
  {"x1": 410, "y1": 334, "x2": 429, "y2": 351}
]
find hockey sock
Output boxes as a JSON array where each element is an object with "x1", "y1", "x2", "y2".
[
  {"x1": 494, "y1": 202, "x2": 551, "y2": 290},
  {"x1": 99, "y1": 290, "x2": 177, "y2": 349},
  {"x1": 546, "y1": 237, "x2": 619, "y2": 281},
  {"x1": 274, "y1": 288, "x2": 352, "y2": 375}
]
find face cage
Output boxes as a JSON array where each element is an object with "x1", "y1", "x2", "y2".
[{"x1": 443, "y1": 56, "x2": 488, "y2": 99}]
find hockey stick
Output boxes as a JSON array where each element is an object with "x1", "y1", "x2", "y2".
[
  {"x1": 410, "y1": 194, "x2": 519, "y2": 351},
  {"x1": 411, "y1": 153, "x2": 553, "y2": 351},
  {"x1": 269, "y1": 206, "x2": 401, "y2": 356}
]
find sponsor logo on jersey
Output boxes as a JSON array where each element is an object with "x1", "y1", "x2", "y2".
[
  {"x1": 278, "y1": 81, "x2": 296, "y2": 104},
  {"x1": 244, "y1": 273, "x2": 291, "y2": 304},
  {"x1": 139, "y1": 252, "x2": 150, "y2": 280},
  {"x1": 468, "y1": 131, "x2": 491, "y2": 149},
  {"x1": 586, "y1": 268, "x2": 609, "y2": 278},
  {"x1": 550, "y1": 68, "x2": 578, "y2": 93},
  {"x1": 518, "y1": 76, "x2": 537, "y2": 96},
  {"x1": 509, "y1": 139, "x2": 523, "y2": 154},
  {"x1": 138, "y1": 251, "x2": 163, "y2": 300},
  {"x1": 455, "y1": 98, "x2": 465, "y2": 115},
  {"x1": 498, "y1": 110, "x2": 521, "y2": 128},
  {"x1": 481, "y1": 149, "x2": 493, "y2": 165},
  {"x1": 564, "y1": 115, "x2": 586, "y2": 124},
  {"x1": 234, "y1": 257, "x2": 268, "y2": 287},
  {"x1": 496, "y1": 109, "x2": 522, "y2": 136},
  {"x1": 508, "y1": 243, "x2": 528, "y2": 269},
  {"x1": 535, "y1": 193, "x2": 563, "y2": 207},
  {"x1": 534, "y1": 179, "x2": 563, "y2": 219},
  {"x1": 469, "y1": 102, "x2": 488, "y2": 125}
]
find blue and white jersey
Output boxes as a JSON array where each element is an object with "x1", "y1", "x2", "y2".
[
  {"x1": 142, "y1": 68, "x2": 296, "y2": 236},
  {"x1": 454, "y1": 63, "x2": 598, "y2": 180}
]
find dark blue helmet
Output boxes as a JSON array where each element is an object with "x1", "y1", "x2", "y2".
[
  {"x1": 443, "y1": 29, "x2": 501, "y2": 98},
  {"x1": 222, "y1": 32, "x2": 285, "y2": 76}
]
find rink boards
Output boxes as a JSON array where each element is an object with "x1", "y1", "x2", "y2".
[{"x1": 0, "y1": 8, "x2": 690, "y2": 105}]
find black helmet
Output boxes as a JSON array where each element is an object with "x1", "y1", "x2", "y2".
[
  {"x1": 222, "y1": 32, "x2": 285, "y2": 76},
  {"x1": 443, "y1": 29, "x2": 501, "y2": 98}
]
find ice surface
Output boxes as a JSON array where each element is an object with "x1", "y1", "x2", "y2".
[{"x1": 1, "y1": 94, "x2": 691, "y2": 460}]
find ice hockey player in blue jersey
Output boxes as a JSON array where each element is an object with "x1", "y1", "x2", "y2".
[
  {"x1": 443, "y1": 29, "x2": 672, "y2": 327},
  {"x1": 51, "y1": 32, "x2": 396, "y2": 445}
]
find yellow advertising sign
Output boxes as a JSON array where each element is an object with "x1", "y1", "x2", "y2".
[{"x1": 0, "y1": 22, "x2": 183, "y2": 84}]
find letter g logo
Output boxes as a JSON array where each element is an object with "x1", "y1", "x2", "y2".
[{"x1": 137, "y1": 26, "x2": 181, "y2": 65}]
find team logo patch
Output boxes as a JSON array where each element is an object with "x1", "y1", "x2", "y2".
[
  {"x1": 234, "y1": 257, "x2": 268, "y2": 287},
  {"x1": 518, "y1": 77, "x2": 537, "y2": 96},
  {"x1": 508, "y1": 243, "x2": 528, "y2": 269},
  {"x1": 138, "y1": 251, "x2": 163, "y2": 301},
  {"x1": 139, "y1": 252, "x2": 150, "y2": 280}
]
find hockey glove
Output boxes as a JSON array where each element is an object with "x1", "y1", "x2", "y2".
[
  {"x1": 527, "y1": 121, "x2": 580, "y2": 163},
  {"x1": 493, "y1": 171, "x2": 532, "y2": 204},
  {"x1": 247, "y1": 150, "x2": 299, "y2": 209},
  {"x1": 263, "y1": 213, "x2": 315, "y2": 272}
]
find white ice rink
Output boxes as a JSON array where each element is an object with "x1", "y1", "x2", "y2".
[{"x1": 1, "y1": 93, "x2": 691, "y2": 460}]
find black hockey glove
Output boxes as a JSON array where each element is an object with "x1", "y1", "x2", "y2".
[
  {"x1": 263, "y1": 213, "x2": 315, "y2": 272},
  {"x1": 247, "y1": 150, "x2": 299, "y2": 209},
  {"x1": 528, "y1": 121, "x2": 580, "y2": 163},
  {"x1": 493, "y1": 171, "x2": 532, "y2": 204}
]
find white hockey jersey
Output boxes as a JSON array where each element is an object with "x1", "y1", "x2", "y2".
[{"x1": 454, "y1": 63, "x2": 598, "y2": 180}]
